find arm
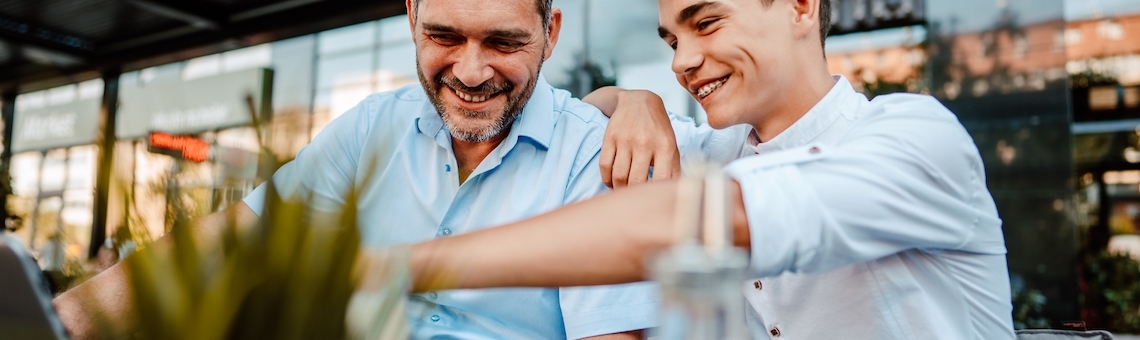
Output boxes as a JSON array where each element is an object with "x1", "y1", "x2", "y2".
[
  {"x1": 582, "y1": 330, "x2": 644, "y2": 340},
  {"x1": 405, "y1": 179, "x2": 750, "y2": 291},
  {"x1": 53, "y1": 203, "x2": 260, "y2": 340},
  {"x1": 728, "y1": 111, "x2": 1005, "y2": 277},
  {"x1": 401, "y1": 102, "x2": 999, "y2": 290}
]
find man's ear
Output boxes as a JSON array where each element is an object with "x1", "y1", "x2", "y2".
[
  {"x1": 544, "y1": 8, "x2": 563, "y2": 61},
  {"x1": 790, "y1": 0, "x2": 820, "y2": 42},
  {"x1": 406, "y1": 0, "x2": 416, "y2": 34}
]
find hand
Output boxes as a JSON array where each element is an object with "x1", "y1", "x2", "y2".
[{"x1": 593, "y1": 89, "x2": 681, "y2": 189}]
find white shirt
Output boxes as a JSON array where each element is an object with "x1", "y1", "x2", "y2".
[
  {"x1": 244, "y1": 77, "x2": 657, "y2": 339},
  {"x1": 673, "y1": 76, "x2": 1015, "y2": 339}
]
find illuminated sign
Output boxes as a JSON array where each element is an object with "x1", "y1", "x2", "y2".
[{"x1": 147, "y1": 131, "x2": 209, "y2": 162}]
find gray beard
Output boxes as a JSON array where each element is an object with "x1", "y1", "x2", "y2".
[{"x1": 417, "y1": 59, "x2": 542, "y2": 143}]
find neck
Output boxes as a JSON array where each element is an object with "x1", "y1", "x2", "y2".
[
  {"x1": 751, "y1": 67, "x2": 837, "y2": 143},
  {"x1": 452, "y1": 128, "x2": 511, "y2": 183}
]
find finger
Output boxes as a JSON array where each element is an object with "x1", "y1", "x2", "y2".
[
  {"x1": 627, "y1": 149, "x2": 653, "y2": 186},
  {"x1": 652, "y1": 148, "x2": 679, "y2": 181},
  {"x1": 611, "y1": 146, "x2": 633, "y2": 188},
  {"x1": 599, "y1": 138, "x2": 618, "y2": 188}
]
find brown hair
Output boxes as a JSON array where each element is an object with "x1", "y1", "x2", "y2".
[{"x1": 761, "y1": 0, "x2": 831, "y2": 48}]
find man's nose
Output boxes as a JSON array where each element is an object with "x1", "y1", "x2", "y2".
[
  {"x1": 670, "y1": 39, "x2": 704, "y2": 76},
  {"x1": 452, "y1": 43, "x2": 495, "y2": 88}
]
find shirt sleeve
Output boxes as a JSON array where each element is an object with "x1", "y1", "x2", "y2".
[
  {"x1": 560, "y1": 140, "x2": 659, "y2": 339},
  {"x1": 722, "y1": 108, "x2": 1007, "y2": 278},
  {"x1": 243, "y1": 97, "x2": 374, "y2": 216},
  {"x1": 668, "y1": 112, "x2": 751, "y2": 165}
]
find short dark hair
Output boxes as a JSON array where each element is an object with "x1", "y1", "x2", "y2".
[
  {"x1": 761, "y1": 0, "x2": 831, "y2": 48},
  {"x1": 413, "y1": 0, "x2": 555, "y2": 29}
]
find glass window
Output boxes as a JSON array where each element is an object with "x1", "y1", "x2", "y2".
[
  {"x1": 379, "y1": 15, "x2": 412, "y2": 45},
  {"x1": 317, "y1": 51, "x2": 375, "y2": 89},
  {"x1": 376, "y1": 42, "x2": 418, "y2": 92},
  {"x1": 319, "y1": 21, "x2": 377, "y2": 55}
]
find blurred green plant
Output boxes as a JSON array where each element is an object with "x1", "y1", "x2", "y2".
[
  {"x1": 107, "y1": 183, "x2": 409, "y2": 339},
  {"x1": 1081, "y1": 251, "x2": 1140, "y2": 333},
  {"x1": 79, "y1": 95, "x2": 412, "y2": 339},
  {"x1": 1010, "y1": 274, "x2": 1050, "y2": 329}
]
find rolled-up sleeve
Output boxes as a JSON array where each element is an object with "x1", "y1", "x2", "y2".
[{"x1": 723, "y1": 110, "x2": 1006, "y2": 278}]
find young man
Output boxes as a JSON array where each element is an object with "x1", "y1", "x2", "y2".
[
  {"x1": 53, "y1": 0, "x2": 655, "y2": 339},
  {"x1": 398, "y1": 0, "x2": 1016, "y2": 338}
]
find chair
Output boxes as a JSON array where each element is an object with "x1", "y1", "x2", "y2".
[{"x1": 1016, "y1": 329, "x2": 1115, "y2": 340}]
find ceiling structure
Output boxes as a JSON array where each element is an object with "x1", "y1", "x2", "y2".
[{"x1": 0, "y1": 0, "x2": 406, "y2": 92}]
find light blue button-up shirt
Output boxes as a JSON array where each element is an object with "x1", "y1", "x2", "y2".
[{"x1": 244, "y1": 77, "x2": 657, "y2": 339}]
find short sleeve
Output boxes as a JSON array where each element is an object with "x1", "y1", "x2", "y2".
[{"x1": 559, "y1": 282, "x2": 659, "y2": 339}]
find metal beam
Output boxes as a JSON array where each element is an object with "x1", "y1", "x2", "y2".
[
  {"x1": 0, "y1": 17, "x2": 93, "y2": 60},
  {"x1": 127, "y1": 0, "x2": 227, "y2": 31},
  {"x1": 89, "y1": 68, "x2": 119, "y2": 259},
  {"x1": 1, "y1": 89, "x2": 15, "y2": 223}
]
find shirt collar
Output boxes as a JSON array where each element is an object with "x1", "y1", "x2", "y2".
[
  {"x1": 750, "y1": 75, "x2": 864, "y2": 154},
  {"x1": 415, "y1": 75, "x2": 555, "y2": 151}
]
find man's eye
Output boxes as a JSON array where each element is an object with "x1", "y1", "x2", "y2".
[
  {"x1": 669, "y1": 41, "x2": 678, "y2": 50},
  {"x1": 430, "y1": 34, "x2": 462, "y2": 45},
  {"x1": 492, "y1": 40, "x2": 525, "y2": 50},
  {"x1": 696, "y1": 18, "x2": 720, "y2": 31}
]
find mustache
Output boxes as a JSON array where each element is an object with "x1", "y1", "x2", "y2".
[{"x1": 437, "y1": 73, "x2": 514, "y2": 95}]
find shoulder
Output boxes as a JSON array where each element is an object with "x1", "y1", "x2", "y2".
[
  {"x1": 531, "y1": 87, "x2": 611, "y2": 183},
  {"x1": 346, "y1": 84, "x2": 428, "y2": 127},
  {"x1": 550, "y1": 86, "x2": 610, "y2": 135},
  {"x1": 853, "y1": 93, "x2": 970, "y2": 142},
  {"x1": 847, "y1": 92, "x2": 985, "y2": 186},
  {"x1": 548, "y1": 86, "x2": 610, "y2": 150}
]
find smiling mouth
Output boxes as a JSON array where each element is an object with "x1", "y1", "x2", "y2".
[
  {"x1": 696, "y1": 76, "x2": 730, "y2": 99},
  {"x1": 453, "y1": 87, "x2": 497, "y2": 103}
]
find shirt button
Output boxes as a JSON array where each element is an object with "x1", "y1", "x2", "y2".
[
  {"x1": 753, "y1": 280, "x2": 762, "y2": 290},
  {"x1": 428, "y1": 292, "x2": 438, "y2": 299},
  {"x1": 431, "y1": 315, "x2": 441, "y2": 322},
  {"x1": 769, "y1": 326, "x2": 780, "y2": 337},
  {"x1": 445, "y1": 164, "x2": 451, "y2": 172},
  {"x1": 441, "y1": 228, "x2": 452, "y2": 236}
]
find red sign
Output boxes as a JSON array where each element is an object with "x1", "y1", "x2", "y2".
[{"x1": 148, "y1": 132, "x2": 209, "y2": 162}]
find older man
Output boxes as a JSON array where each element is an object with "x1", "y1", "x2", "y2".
[{"x1": 54, "y1": 0, "x2": 655, "y2": 339}]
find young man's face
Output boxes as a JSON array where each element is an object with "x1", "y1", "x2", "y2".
[
  {"x1": 409, "y1": 0, "x2": 561, "y2": 142},
  {"x1": 658, "y1": 0, "x2": 801, "y2": 129}
]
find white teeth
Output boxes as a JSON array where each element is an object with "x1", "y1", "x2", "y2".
[
  {"x1": 454, "y1": 89, "x2": 489, "y2": 103},
  {"x1": 696, "y1": 77, "x2": 728, "y2": 99}
]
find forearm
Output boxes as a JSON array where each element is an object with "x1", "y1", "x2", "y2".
[
  {"x1": 583, "y1": 329, "x2": 644, "y2": 340},
  {"x1": 407, "y1": 180, "x2": 751, "y2": 292},
  {"x1": 582, "y1": 86, "x2": 626, "y2": 117},
  {"x1": 53, "y1": 203, "x2": 258, "y2": 339}
]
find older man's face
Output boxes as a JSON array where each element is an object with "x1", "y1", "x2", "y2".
[{"x1": 410, "y1": 0, "x2": 560, "y2": 142}]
